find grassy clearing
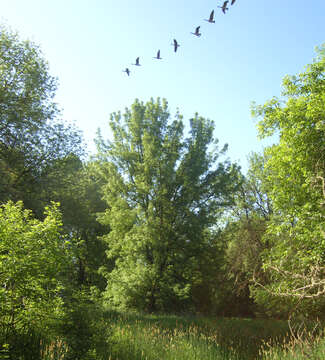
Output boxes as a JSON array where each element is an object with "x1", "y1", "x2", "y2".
[
  {"x1": 31, "y1": 312, "x2": 325, "y2": 359},
  {"x1": 106, "y1": 312, "x2": 292, "y2": 360}
]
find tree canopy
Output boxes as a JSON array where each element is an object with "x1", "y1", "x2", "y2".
[{"x1": 0, "y1": 25, "x2": 83, "y2": 211}]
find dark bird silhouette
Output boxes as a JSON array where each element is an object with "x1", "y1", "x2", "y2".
[
  {"x1": 191, "y1": 26, "x2": 202, "y2": 37},
  {"x1": 132, "y1": 57, "x2": 141, "y2": 66},
  {"x1": 172, "y1": 39, "x2": 180, "y2": 52},
  {"x1": 123, "y1": 68, "x2": 130, "y2": 76},
  {"x1": 218, "y1": 1, "x2": 229, "y2": 14},
  {"x1": 231, "y1": 0, "x2": 236, "y2": 5},
  {"x1": 153, "y1": 50, "x2": 162, "y2": 59},
  {"x1": 204, "y1": 10, "x2": 215, "y2": 23}
]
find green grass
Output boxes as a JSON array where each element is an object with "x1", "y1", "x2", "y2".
[
  {"x1": 37, "y1": 311, "x2": 325, "y2": 359},
  {"x1": 106, "y1": 312, "x2": 292, "y2": 360},
  {"x1": 259, "y1": 324, "x2": 325, "y2": 360}
]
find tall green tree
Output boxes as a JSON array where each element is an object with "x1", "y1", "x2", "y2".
[
  {"x1": 0, "y1": 25, "x2": 83, "y2": 211},
  {"x1": 95, "y1": 98, "x2": 240, "y2": 312},
  {"x1": 251, "y1": 45, "x2": 325, "y2": 315}
]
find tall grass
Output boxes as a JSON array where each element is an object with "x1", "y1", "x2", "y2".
[
  {"x1": 40, "y1": 339, "x2": 68, "y2": 360},
  {"x1": 259, "y1": 321, "x2": 325, "y2": 360},
  {"x1": 107, "y1": 312, "x2": 291, "y2": 360},
  {"x1": 31, "y1": 311, "x2": 325, "y2": 359}
]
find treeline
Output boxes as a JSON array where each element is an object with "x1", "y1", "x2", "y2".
[{"x1": 0, "y1": 24, "x2": 325, "y2": 359}]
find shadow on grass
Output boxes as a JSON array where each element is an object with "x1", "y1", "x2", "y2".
[{"x1": 104, "y1": 311, "x2": 293, "y2": 359}]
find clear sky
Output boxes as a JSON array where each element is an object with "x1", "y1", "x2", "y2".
[{"x1": 1, "y1": 0, "x2": 324, "y2": 171}]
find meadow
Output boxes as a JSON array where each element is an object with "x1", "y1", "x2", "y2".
[
  {"x1": 4, "y1": 311, "x2": 325, "y2": 360},
  {"x1": 103, "y1": 312, "x2": 325, "y2": 360}
]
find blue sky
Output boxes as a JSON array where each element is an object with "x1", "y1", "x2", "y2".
[{"x1": 1, "y1": 0, "x2": 324, "y2": 171}]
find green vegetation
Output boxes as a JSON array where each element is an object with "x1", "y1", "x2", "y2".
[
  {"x1": 108, "y1": 313, "x2": 285, "y2": 360},
  {"x1": 1, "y1": 23, "x2": 325, "y2": 359},
  {"x1": 249, "y1": 46, "x2": 325, "y2": 318},
  {"x1": 97, "y1": 312, "x2": 325, "y2": 360}
]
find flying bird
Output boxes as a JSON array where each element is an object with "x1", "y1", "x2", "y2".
[
  {"x1": 204, "y1": 10, "x2": 215, "y2": 23},
  {"x1": 218, "y1": 1, "x2": 229, "y2": 14},
  {"x1": 191, "y1": 26, "x2": 202, "y2": 37},
  {"x1": 172, "y1": 39, "x2": 180, "y2": 52},
  {"x1": 153, "y1": 50, "x2": 162, "y2": 59},
  {"x1": 123, "y1": 68, "x2": 130, "y2": 76},
  {"x1": 231, "y1": 0, "x2": 236, "y2": 5},
  {"x1": 132, "y1": 57, "x2": 141, "y2": 66}
]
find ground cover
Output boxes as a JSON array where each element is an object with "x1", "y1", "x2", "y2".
[{"x1": 106, "y1": 312, "x2": 322, "y2": 360}]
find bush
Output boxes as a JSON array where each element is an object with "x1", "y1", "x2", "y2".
[{"x1": 0, "y1": 201, "x2": 72, "y2": 359}]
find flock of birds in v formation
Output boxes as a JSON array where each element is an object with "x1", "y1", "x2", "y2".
[{"x1": 123, "y1": 0, "x2": 237, "y2": 76}]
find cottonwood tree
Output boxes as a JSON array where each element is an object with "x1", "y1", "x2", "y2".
[{"x1": 95, "y1": 98, "x2": 240, "y2": 312}]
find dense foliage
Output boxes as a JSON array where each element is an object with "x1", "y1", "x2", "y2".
[
  {"x1": 251, "y1": 46, "x2": 325, "y2": 316},
  {"x1": 0, "y1": 202, "x2": 71, "y2": 358},
  {"x1": 0, "y1": 26, "x2": 109, "y2": 359},
  {"x1": 0, "y1": 25, "x2": 83, "y2": 214}
]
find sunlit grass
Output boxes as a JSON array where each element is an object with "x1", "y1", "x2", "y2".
[
  {"x1": 40, "y1": 339, "x2": 68, "y2": 360},
  {"x1": 259, "y1": 323, "x2": 325, "y2": 360},
  {"x1": 106, "y1": 312, "x2": 291, "y2": 360},
  {"x1": 38, "y1": 312, "x2": 325, "y2": 359}
]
